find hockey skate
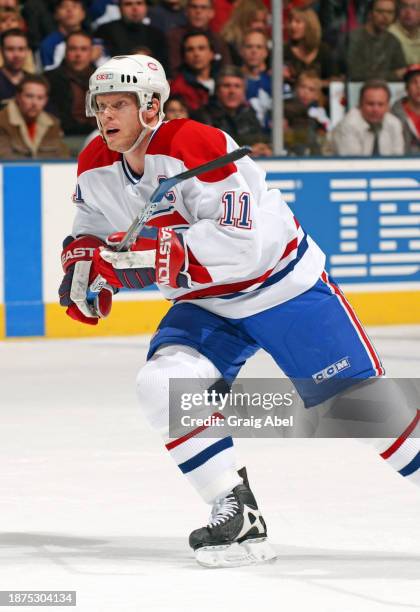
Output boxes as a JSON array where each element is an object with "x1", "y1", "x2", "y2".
[{"x1": 189, "y1": 468, "x2": 276, "y2": 568}]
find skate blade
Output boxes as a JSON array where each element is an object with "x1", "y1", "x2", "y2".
[{"x1": 195, "y1": 537, "x2": 277, "y2": 568}]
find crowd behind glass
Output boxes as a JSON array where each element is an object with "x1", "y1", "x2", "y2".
[{"x1": 0, "y1": 0, "x2": 418, "y2": 158}]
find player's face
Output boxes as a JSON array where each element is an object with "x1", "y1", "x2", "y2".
[
  {"x1": 65, "y1": 34, "x2": 93, "y2": 71},
  {"x1": 217, "y1": 76, "x2": 245, "y2": 110},
  {"x1": 240, "y1": 32, "x2": 268, "y2": 69},
  {"x1": 16, "y1": 83, "x2": 48, "y2": 121},
  {"x1": 2, "y1": 35, "x2": 28, "y2": 71},
  {"x1": 407, "y1": 74, "x2": 420, "y2": 105},
  {"x1": 120, "y1": 0, "x2": 148, "y2": 24},
  {"x1": 183, "y1": 35, "x2": 214, "y2": 71},
  {"x1": 96, "y1": 92, "x2": 142, "y2": 152},
  {"x1": 360, "y1": 88, "x2": 389, "y2": 124}
]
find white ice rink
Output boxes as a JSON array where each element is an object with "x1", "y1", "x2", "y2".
[{"x1": 0, "y1": 325, "x2": 419, "y2": 612}]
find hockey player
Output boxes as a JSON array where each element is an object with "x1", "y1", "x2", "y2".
[{"x1": 59, "y1": 54, "x2": 420, "y2": 568}]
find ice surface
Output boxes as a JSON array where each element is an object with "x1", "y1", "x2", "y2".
[{"x1": 0, "y1": 326, "x2": 419, "y2": 612}]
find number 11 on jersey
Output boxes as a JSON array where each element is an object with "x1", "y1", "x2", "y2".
[{"x1": 220, "y1": 192, "x2": 252, "y2": 229}]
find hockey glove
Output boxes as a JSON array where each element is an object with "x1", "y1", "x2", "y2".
[
  {"x1": 92, "y1": 228, "x2": 190, "y2": 289},
  {"x1": 59, "y1": 235, "x2": 115, "y2": 325}
]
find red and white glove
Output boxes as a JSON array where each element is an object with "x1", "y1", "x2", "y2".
[
  {"x1": 92, "y1": 228, "x2": 190, "y2": 289},
  {"x1": 58, "y1": 235, "x2": 115, "y2": 325}
]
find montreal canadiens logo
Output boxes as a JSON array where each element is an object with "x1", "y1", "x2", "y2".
[
  {"x1": 147, "y1": 62, "x2": 158, "y2": 71},
  {"x1": 96, "y1": 72, "x2": 113, "y2": 80}
]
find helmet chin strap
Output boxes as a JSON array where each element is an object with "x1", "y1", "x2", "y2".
[
  {"x1": 122, "y1": 125, "x2": 152, "y2": 154},
  {"x1": 122, "y1": 105, "x2": 164, "y2": 154}
]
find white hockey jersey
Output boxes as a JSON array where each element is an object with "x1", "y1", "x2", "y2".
[{"x1": 73, "y1": 119, "x2": 325, "y2": 318}]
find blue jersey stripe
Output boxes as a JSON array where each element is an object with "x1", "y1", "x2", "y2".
[
  {"x1": 399, "y1": 451, "x2": 420, "y2": 477},
  {"x1": 178, "y1": 437, "x2": 233, "y2": 473},
  {"x1": 3, "y1": 165, "x2": 44, "y2": 336},
  {"x1": 219, "y1": 233, "x2": 308, "y2": 300}
]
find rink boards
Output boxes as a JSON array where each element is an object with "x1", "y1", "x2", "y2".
[{"x1": 0, "y1": 158, "x2": 419, "y2": 339}]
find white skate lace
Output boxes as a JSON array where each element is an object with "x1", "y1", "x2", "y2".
[{"x1": 208, "y1": 493, "x2": 239, "y2": 527}]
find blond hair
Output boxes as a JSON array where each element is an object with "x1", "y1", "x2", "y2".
[
  {"x1": 221, "y1": 0, "x2": 268, "y2": 51},
  {"x1": 289, "y1": 7, "x2": 321, "y2": 53},
  {"x1": 296, "y1": 69, "x2": 323, "y2": 104}
]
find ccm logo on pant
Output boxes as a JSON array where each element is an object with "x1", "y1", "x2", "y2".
[{"x1": 312, "y1": 357, "x2": 351, "y2": 383}]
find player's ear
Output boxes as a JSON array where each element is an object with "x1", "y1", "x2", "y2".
[{"x1": 145, "y1": 97, "x2": 160, "y2": 121}]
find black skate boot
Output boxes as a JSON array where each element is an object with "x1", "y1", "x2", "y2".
[{"x1": 189, "y1": 467, "x2": 276, "y2": 568}]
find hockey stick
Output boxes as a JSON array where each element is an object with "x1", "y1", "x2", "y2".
[{"x1": 89, "y1": 145, "x2": 251, "y2": 295}]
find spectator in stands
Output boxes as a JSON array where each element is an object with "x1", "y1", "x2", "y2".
[
  {"x1": 0, "y1": 13, "x2": 36, "y2": 72},
  {"x1": 392, "y1": 63, "x2": 420, "y2": 152},
  {"x1": 167, "y1": 0, "x2": 231, "y2": 77},
  {"x1": 46, "y1": 31, "x2": 97, "y2": 136},
  {"x1": 208, "y1": 0, "x2": 272, "y2": 35},
  {"x1": 283, "y1": 70, "x2": 330, "y2": 155},
  {"x1": 284, "y1": 98, "x2": 322, "y2": 155},
  {"x1": 221, "y1": 0, "x2": 269, "y2": 65},
  {"x1": 294, "y1": 69, "x2": 331, "y2": 130},
  {"x1": 0, "y1": 29, "x2": 31, "y2": 106},
  {"x1": 170, "y1": 31, "x2": 219, "y2": 111},
  {"x1": 164, "y1": 94, "x2": 190, "y2": 119},
  {"x1": 0, "y1": 8, "x2": 25, "y2": 33},
  {"x1": 329, "y1": 79, "x2": 405, "y2": 155},
  {"x1": 388, "y1": 0, "x2": 420, "y2": 65},
  {"x1": 40, "y1": 0, "x2": 87, "y2": 70},
  {"x1": 347, "y1": 0, "x2": 407, "y2": 81},
  {"x1": 284, "y1": 0, "x2": 320, "y2": 41},
  {"x1": 0, "y1": 0, "x2": 20, "y2": 17},
  {"x1": 193, "y1": 65, "x2": 272, "y2": 156},
  {"x1": 0, "y1": 74, "x2": 70, "y2": 158},
  {"x1": 96, "y1": 0, "x2": 168, "y2": 71},
  {"x1": 22, "y1": 0, "x2": 56, "y2": 52},
  {"x1": 240, "y1": 29, "x2": 271, "y2": 130},
  {"x1": 149, "y1": 0, "x2": 187, "y2": 34},
  {"x1": 284, "y1": 7, "x2": 339, "y2": 87}
]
